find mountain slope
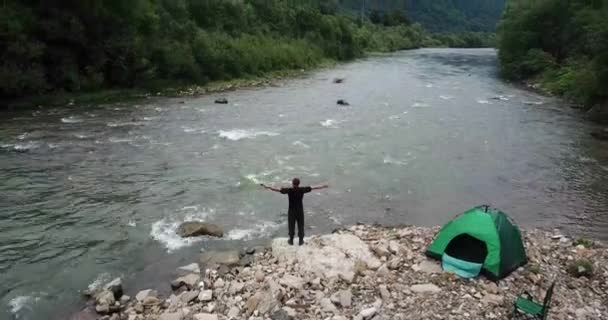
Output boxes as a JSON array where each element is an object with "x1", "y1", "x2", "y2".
[{"x1": 339, "y1": 0, "x2": 506, "y2": 32}]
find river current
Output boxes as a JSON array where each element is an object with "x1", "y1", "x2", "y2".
[{"x1": 1, "y1": 49, "x2": 607, "y2": 319}]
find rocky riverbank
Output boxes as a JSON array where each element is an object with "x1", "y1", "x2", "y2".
[{"x1": 80, "y1": 225, "x2": 608, "y2": 320}]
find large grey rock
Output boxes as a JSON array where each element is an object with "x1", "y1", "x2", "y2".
[
  {"x1": 279, "y1": 274, "x2": 304, "y2": 290},
  {"x1": 410, "y1": 283, "x2": 441, "y2": 293},
  {"x1": 246, "y1": 282, "x2": 282, "y2": 316},
  {"x1": 200, "y1": 250, "x2": 240, "y2": 267},
  {"x1": 359, "y1": 307, "x2": 377, "y2": 319},
  {"x1": 416, "y1": 260, "x2": 442, "y2": 274},
  {"x1": 177, "y1": 263, "x2": 200, "y2": 275},
  {"x1": 103, "y1": 278, "x2": 123, "y2": 299},
  {"x1": 159, "y1": 311, "x2": 185, "y2": 320},
  {"x1": 320, "y1": 298, "x2": 338, "y2": 313},
  {"x1": 171, "y1": 274, "x2": 201, "y2": 290},
  {"x1": 193, "y1": 314, "x2": 218, "y2": 320},
  {"x1": 135, "y1": 289, "x2": 157, "y2": 302},
  {"x1": 379, "y1": 285, "x2": 390, "y2": 300},
  {"x1": 198, "y1": 290, "x2": 213, "y2": 302},
  {"x1": 95, "y1": 290, "x2": 116, "y2": 306},
  {"x1": 95, "y1": 304, "x2": 110, "y2": 315},
  {"x1": 227, "y1": 306, "x2": 240, "y2": 318},
  {"x1": 482, "y1": 294, "x2": 504, "y2": 305},
  {"x1": 177, "y1": 222, "x2": 223, "y2": 238},
  {"x1": 179, "y1": 290, "x2": 200, "y2": 303},
  {"x1": 271, "y1": 309, "x2": 290, "y2": 320},
  {"x1": 271, "y1": 234, "x2": 380, "y2": 282},
  {"x1": 68, "y1": 308, "x2": 97, "y2": 320}
]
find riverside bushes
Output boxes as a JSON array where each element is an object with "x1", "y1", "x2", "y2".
[
  {"x1": 497, "y1": 0, "x2": 608, "y2": 107},
  {"x1": 0, "y1": 0, "x2": 437, "y2": 99}
]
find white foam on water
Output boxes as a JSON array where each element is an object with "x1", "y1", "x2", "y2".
[
  {"x1": 143, "y1": 117, "x2": 157, "y2": 121},
  {"x1": 600, "y1": 166, "x2": 608, "y2": 172},
  {"x1": 578, "y1": 156, "x2": 597, "y2": 164},
  {"x1": 8, "y1": 294, "x2": 42, "y2": 317},
  {"x1": 292, "y1": 141, "x2": 310, "y2": 149},
  {"x1": 320, "y1": 119, "x2": 341, "y2": 128},
  {"x1": 278, "y1": 114, "x2": 286, "y2": 118},
  {"x1": 476, "y1": 99, "x2": 492, "y2": 104},
  {"x1": 226, "y1": 221, "x2": 281, "y2": 241},
  {"x1": 87, "y1": 272, "x2": 112, "y2": 292},
  {"x1": 107, "y1": 122, "x2": 144, "y2": 127},
  {"x1": 47, "y1": 143, "x2": 61, "y2": 149},
  {"x1": 245, "y1": 170, "x2": 276, "y2": 184},
  {"x1": 412, "y1": 102, "x2": 429, "y2": 108},
  {"x1": 388, "y1": 115, "x2": 400, "y2": 120},
  {"x1": 218, "y1": 129, "x2": 279, "y2": 141},
  {"x1": 493, "y1": 95, "x2": 510, "y2": 101},
  {"x1": 127, "y1": 220, "x2": 137, "y2": 227},
  {"x1": 383, "y1": 154, "x2": 414, "y2": 166},
  {"x1": 523, "y1": 100, "x2": 544, "y2": 105},
  {"x1": 150, "y1": 208, "x2": 215, "y2": 252},
  {"x1": 108, "y1": 138, "x2": 133, "y2": 143},
  {"x1": 425, "y1": 84, "x2": 434, "y2": 88},
  {"x1": 17, "y1": 133, "x2": 29, "y2": 140},
  {"x1": 61, "y1": 116, "x2": 83, "y2": 124},
  {"x1": 155, "y1": 107, "x2": 163, "y2": 112},
  {"x1": 74, "y1": 134, "x2": 89, "y2": 139},
  {"x1": 439, "y1": 95, "x2": 453, "y2": 100},
  {"x1": 13, "y1": 142, "x2": 39, "y2": 152}
]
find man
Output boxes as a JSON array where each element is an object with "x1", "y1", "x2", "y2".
[{"x1": 261, "y1": 178, "x2": 329, "y2": 245}]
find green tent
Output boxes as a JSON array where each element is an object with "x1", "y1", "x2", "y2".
[{"x1": 426, "y1": 205, "x2": 527, "y2": 280}]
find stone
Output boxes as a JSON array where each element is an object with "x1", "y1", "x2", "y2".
[
  {"x1": 410, "y1": 283, "x2": 441, "y2": 293},
  {"x1": 95, "y1": 304, "x2": 110, "y2": 315},
  {"x1": 198, "y1": 290, "x2": 213, "y2": 302},
  {"x1": 279, "y1": 274, "x2": 304, "y2": 290},
  {"x1": 103, "y1": 278, "x2": 123, "y2": 299},
  {"x1": 337, "y1": 99, "x2": 350, "y2": 106},
  {"x1": 172, "y1": 274, "x2": 201, "y2": 290},
  {"x1": 339, "y1": 271, "x2": 355, "y2": 284},
  {"x1": 482, "y1": 294, "x2": 504, "y2": 305},
  {"x1": 159, "y1": 311, "x2": 184, "y2": 320},
  {"x1": 200, "y1": 250, "x2": 240, "y2": 267},
  {"x1": 135, "y1": 289, "x2": 157, "y2": 302},
  {"x1": 179, "y1": 290, "x2": 200, "y2": 303},
  {"x1": 271, "y1": 309, "x2": 290, "y2": 320},
  {"x1": 482, "y1": 282, "x2": 499, "y2": 294},
  {"x1": 213, "y1": 278, "x2": 225, "y2": 288},
  {"x1": 339, "y1": 290, "x2": 352, "y2": 307},
  {"x1": 227, "y1": 306, "x2": 240, "y2": 318},
  {"x1": 215, "y1": 98, "x2": 228, "y2": 104},
  {"x1": 372, "y1": 241, "x2": 391, "y2": 258},
  {"x1": 119, "y1": 295, "x2": 130, "y2": 304},
  {"x1": 239, "y1": 255, "x2": 255, "y2": 267},
  {"x1": 193, "y1": 314, "x2": 218, "y2": 320},
  {"x1": 271, "y1": 234, "x2": 381, "y2": 281},
  {"x1": 416, "y1": 260, "x2": 442, "y2": 274},
  {"x1": 246, "y1": 287, "x2": 280, "y2": 316},
  {"x1": 376, "y1": 264, "x2": 390, "y2": 277},
  {"x1": 332, "y1": 316, "x2": 348, "y2": 320},
  {"x1": 228, "y1": 281, "x2": 245, "y2": 294},
  {"x1": 142, "y1": 296, "x2": 161, "y2": 306},
  {"x1": 387, "y1": 258, "x2": 401, "y2": 270},
  {"x1": 388, "y1": 241, "x2": 401, "y2": 255},
  {"x1": 177, "y1": 263, "x2": 200, "y2": 275},
  {"x1": 360, "y1": 307, "x2": 377, "y2": 319},
  {"x1": 255, "y1": 270, "x2": 265, "y2": 282},
  {"x1": 379, "y1": 285, "x2": 390, "y2": 300},
  {"x1": 68, "y1": 309, "x2": 97, "y2": 320},
  {"x1": 95, "y1": 290, "x2": 116, "y2": 306},
  {"x1": 177, "y1": 221, "x2": 223, "y2": 238},
  {"x1": 320, "y1": 298, "x2": 338, "y2": 313}
]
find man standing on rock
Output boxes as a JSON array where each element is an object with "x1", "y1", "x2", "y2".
[{"x1": 261, "y1": 178, "x2": 329, "y2": 245}]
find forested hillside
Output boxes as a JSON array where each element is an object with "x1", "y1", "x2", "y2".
[
  {"x1": 0, "y1": 0, "x2": 435, "y2": 99},
  {"x1": 339, "y1": 0, "x2": 506, "y2": 32},
  {"x1": 497, "y1": 0, "x2": 608, "y2": 108}
]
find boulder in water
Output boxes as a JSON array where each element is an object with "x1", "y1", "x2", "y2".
[
  {"x1": 333, "y1": 78, "x2": 345, "y2": 84},
  {"x1": 337, "y1": 99, "x2": 350, "y2": 106},
  {"x1": 215, "y1": 98, "x2": 228, "y2": 104},
  {"x1": 177, "y1": 222, "x2": 223, "y2": 238},
  {"x1": 590, "y1": 130, "x2": 608, "y2": 141},
  {"x1": 200, "y1": 250, "x2": 240, "y2": 267}
]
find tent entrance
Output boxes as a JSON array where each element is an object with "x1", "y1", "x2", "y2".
[{"x1": 444, "y1": 234, "x2": 488, "y2": 263}]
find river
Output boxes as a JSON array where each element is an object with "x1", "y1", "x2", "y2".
[{"x1": 1, "y1": 48, "x2": 607, "y2": 320}]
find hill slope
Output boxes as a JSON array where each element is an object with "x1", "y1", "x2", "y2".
[{"x1": 339, "y1": 0, "x2": 506, "y2": 32}]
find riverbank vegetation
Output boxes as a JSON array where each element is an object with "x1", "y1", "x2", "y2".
[
  {"x1": 0, "y1": 1, "x2": 501, "y2": 102},
  {"x1": 497, "y1": 0, "x2": 608, "y2": 108},
  {"x1": 0, "y1": 0, "x2": 432, "y2": 100}
]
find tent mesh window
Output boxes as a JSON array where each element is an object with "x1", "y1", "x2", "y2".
[{"x1": 444, "y1": 234, "x2": 488, "y2": 263}]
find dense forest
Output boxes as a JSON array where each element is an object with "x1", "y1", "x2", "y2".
[
  {"x1": 497, "y1": 0, "x2": 608, "y2": 109},
  {"x1": 338, "y1": 0, "x2": 505, "y2": 32},
  {"x1": 0, "y1": 0, "x2": 501, "y2": 100}
]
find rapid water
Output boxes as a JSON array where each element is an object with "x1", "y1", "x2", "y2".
[{"x1": 1, "y1": 49, "x2": 607, "y2": 319}]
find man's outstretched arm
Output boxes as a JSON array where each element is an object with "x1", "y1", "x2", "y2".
[
  {"x1": 260, "y1": 184, "x2": 282, "y2": 193},
  {"x1": 311, "y1": 184, "x2": 329, "y2": 190}
]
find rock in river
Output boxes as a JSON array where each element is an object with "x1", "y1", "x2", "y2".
[
  {"x1": 200, "y1": 250, "x2": 240, "y2": 267},
  {"x1": 215, "y1": 98, "x2": 228, "y2": 104},
  {"x1": 177, "y1": 222, "x2": 223, "y2": 238}
]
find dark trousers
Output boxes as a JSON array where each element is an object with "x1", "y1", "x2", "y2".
[{"x1": 288, "y1": 210, "x2": 304, "y2": 240}]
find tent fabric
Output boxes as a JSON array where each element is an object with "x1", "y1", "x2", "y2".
[
  {"x1": 442, "y1": 253, "x2": 483, "y2": 278},
  {"x1": 426, "y1": 205, "x2": 527, "y2": 280}
]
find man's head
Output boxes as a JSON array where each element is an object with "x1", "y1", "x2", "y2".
[{"x1": 292, "y1": 178, "x2": 300, "y2": 187}]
